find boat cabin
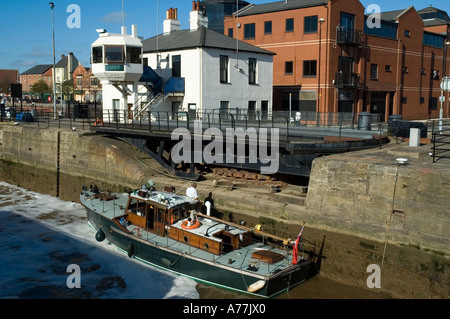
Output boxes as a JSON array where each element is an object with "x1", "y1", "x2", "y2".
[{"x1": 120, "y1": 188, "x2": 253, "y2": 255}]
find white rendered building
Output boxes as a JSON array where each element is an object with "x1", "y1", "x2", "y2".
[{"x1": 93, "y1": 5, "x2": 274, "y2": 122}]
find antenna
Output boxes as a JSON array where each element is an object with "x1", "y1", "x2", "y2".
[
  {"x1": 122, "y1": 0, "x2": 125, "y2": 27},
  {"x1": 236, "y1": 0, "x2": 239, "y2": 69},
  {"x1": 157, "y1": 0, "x2": 159, "y2": 69}
]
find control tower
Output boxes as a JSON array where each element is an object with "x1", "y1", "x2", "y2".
[{"x1": 91, "y1": 25, "x2": 143, "y2": 121}]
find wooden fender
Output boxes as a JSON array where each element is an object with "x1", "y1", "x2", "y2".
[{"x1": 247, "y1": 280, "x2": 266, "y2": 293}]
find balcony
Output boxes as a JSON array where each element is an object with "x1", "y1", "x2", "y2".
[
  {"x1": 335, "y1": 72, "x2": 360, "y2": 89},
  {"x1": 336, "y1": 26, "x2": 362, "y2": 46}
]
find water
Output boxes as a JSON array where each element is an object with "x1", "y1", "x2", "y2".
[
  {"x1": 0, "y1": 182, "x2": 199, "y2": 299},
  {"x1": 0, "y1": 182, "x2": 392, "y2": 300}
]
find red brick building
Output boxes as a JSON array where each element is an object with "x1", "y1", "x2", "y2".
[
  {"x1": 72, "y1": 64, "x2": 102, "y2": 103},
  {"x1": 224, "y1": 0, "x2": 450, "y2": 121},
  {"x1": 19, "y1": 65, "x2": 53, "y2": 100}
]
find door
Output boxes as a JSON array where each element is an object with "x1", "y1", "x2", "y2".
[
  {"x1": 154, "y1": 208, "x2": 167, "y2": 236},
  {"x1": 248, "y1": 101, "x2": 256, "y2": 120},
  {"x1": 188, "y1": 103, "x2": 197, "y2": 120},
  {"x1": 338, "y1": 56, "x2": 354, "y2": 86},
  {"x1": 340, "y1": 12, "x2": 355, "y2": 30},
  {"x1": 261, "y1": 100, "x2": 269, "y2": 120},
  {"x1": 172, "y1": 101, "x2": 182, "y2": 119},
  {"x1": 340, "y1": 12, "x2": 356, "y2": 43},
  {"x1": 338, "y1": 90, "x2": 354, "y2": 113},
  {"x1": 370, "y1": 92, "x2": 386, "y2": 121}
]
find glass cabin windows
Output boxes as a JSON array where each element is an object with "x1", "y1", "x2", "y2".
[
  {"x1": 92, "y1": 46, "x2": 103, "y2": 63},
  {"x1": 105, "y1": 46, "x2": 124, "y2": 63},
  {"x1": 93, "y1": 45, "x2": 142, "y2": 64},
  {"x1": 126, "y1": 46, "x2": 142, "y2": 64}
]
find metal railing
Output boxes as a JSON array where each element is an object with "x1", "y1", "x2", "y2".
[
  {"x1": 336, "y1": 26, "x2": 362, "y2": 46},
  {"x1": 429, "y1": 119, "x2": 450, "y2": 163},
  {"x1": 98, "y1": 109, "x2": 382, "y2": 134},
  {"x1": 335, "y1": 72, "x2": 360, "y2": 88},
  {"x1": 1, "y1": 105, "x2": 383, "y2": 137}
]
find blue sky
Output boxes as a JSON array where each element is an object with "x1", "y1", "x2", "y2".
[{"x1": 1, "y1": 0, "x2": 449, "y2": 74}]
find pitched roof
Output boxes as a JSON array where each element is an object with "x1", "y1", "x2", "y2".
[
  {"x1": 142, "y1": 26, "x2": 274, "y2": 55},
  {"x1": 55, "y1": 55, "x2": 68, "y2": 68},
  {"x1": 236, "y1": 0, "x2": 328, "y2": 17},
  {"x1": 20, "y1": 65, "x2": 52, "y2": 75}
]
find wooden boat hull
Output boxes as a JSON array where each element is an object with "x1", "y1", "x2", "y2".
[{"x1": 85, "y1": 207, "x2": 312, "y2": 298}]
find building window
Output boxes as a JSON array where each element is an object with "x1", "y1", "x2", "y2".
[
  {"x1": 423, "y1": 32, "x2": 445, "y2": 48},
  {"x1": 404, "y1": 30, "x2": 410, "y2": 37},
  {"x1": 285, "y1": 61, "x2": 294, "y2": 75},
  {"x1": 172, "y1": 55, "x2": 181, "y2": 77},
  {"x1": 286, "y1": 18, "x2": 294, "y2": 32},
  {"x1": 126, "y1": 46, "x2": 141, "y2": 64},
  {"x1": 264, "y1": 21, "x2": 272, "y2": 34},
  {"x1": 76, "y1": 76, "x2": 83, "y2": 87},
  {"x1": 228, "y1": 28, "x2": 233, "y2": 38},
  {"x1": 370, "y1": 64, "x2": 378, "y2": 80},
  {"x1": 244, "y1": 23, "x2": 255, "y2": 39},
  {"x1": 401, "y1": 97, "x2": 407, "y2": 104},
  {"x1": 303, "y1": 60, "x2": 317, "y2": 77},
  {"x1": 304, "y1": 16, "x2": 318, "y2": 33},
  {"x1": 385, "y1": 65, "x2": 392, "y2": 72},
  {"x1": 402, "y1": 67, "x2": 409, "y2": 74},
  {"x1": 220, "y1": 55, "x2": 229, "y2": 83},
  {"x1": 105, "y1": 46, "x2": 124, "y2": 63},
  {"x1": 432, "y1": 70, "x2": 440, "y2": 80},
  {"x1": 91, "y1": 78, "x2": 98, "y2": 86},
  {"x1": 249, "y1": 58, "x2": 257, "y2": 84},
  {"x1": 363, "y1": 20, "x2": 397, "y2": 40}
]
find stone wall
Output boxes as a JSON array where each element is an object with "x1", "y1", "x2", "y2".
[
  {"x1": 306, "y1": 149, "x2": 450, "y2": 254},
  {"x1": 0, "y1": 125, "x2": 150, "y2": 190},
  {"x1": 2, "y1": 124, "x2": 448, "y2": 255}
]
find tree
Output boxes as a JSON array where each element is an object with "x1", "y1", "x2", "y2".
[
  {"x1": 30, "y1": 80, "x2": 51, "y2": 102},
  {"x1": 62, "y1": 79, "x2": 74, "y2": 100}
]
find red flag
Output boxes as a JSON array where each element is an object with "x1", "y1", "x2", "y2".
[{"x1": 292, "y1": 223, "x2": 305, "y2": 265}]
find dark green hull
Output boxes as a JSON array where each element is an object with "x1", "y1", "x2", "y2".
[{"x1": 86, "y1": 207, "x2": 312, "y2": 298}]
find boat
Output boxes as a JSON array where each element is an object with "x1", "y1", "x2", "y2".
[{"x1": 80, "y1": 182, "x2": 322, "y2": 298}]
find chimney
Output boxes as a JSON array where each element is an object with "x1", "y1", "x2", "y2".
[
  {"x1": 190, "y1": 1, "x2": 208, "y2": 31},
  {"x1": 132, "y1": 24, "x2": 138, "y2": 38},
  {"x1": 163, "y1": 7, "x2": 180, "y2": 35}
]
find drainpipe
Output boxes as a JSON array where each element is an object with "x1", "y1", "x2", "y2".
[{"x1": 395, "y1": 39, "x2": 403, "y2": 115}]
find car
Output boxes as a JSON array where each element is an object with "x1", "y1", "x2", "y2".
[{"x1": 15, "y1": 112, "x2": 34, "y2": 122}]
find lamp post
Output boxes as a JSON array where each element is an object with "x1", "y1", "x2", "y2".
[
  {"x1": 50, "y1": 2, "x2": 56, "y2": 119},
  {"x1": 439, "y1": 41, "x2": 450, "y2": 132}
]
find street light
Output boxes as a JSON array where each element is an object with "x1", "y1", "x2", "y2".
[
  {"x1": 50, "y1": 2, "x2": 56, "y2": 119},
  {"x1": 439, "y1": 41, "x2": 450, "y2": 132}
]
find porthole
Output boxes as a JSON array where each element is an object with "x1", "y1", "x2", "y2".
[
  {"x1": 203, "y1": 243, "x2": 209, "y2": 250},
  {"x1": 183, "y1": 236, "x2": 189, "y2": 243}
]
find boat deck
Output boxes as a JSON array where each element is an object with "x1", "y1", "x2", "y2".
[{"x1": 82, "y1": 191, "x2": 305, "y2": 278}]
